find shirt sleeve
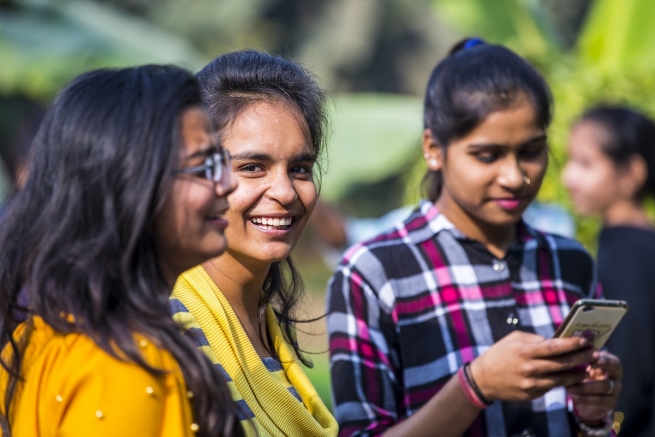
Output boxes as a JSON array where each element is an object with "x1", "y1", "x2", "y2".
[{"x1": 327, "y1": 247, "x2": 402, "y2": 437}]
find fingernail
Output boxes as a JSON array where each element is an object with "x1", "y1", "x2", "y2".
[
  {"x1": 593, "y1": 351, "x2": 601, "y2": 359},
  {"x1": 579, "y1": 338, "x2": 588, "y2": 347}
]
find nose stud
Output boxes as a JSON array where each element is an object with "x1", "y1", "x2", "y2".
[
  {"x1": 293, "y1": 192, "x2": 298, "y2": 201},
  {"x1": 523, "y1": 176, "x2": 531, "y2": 186}
]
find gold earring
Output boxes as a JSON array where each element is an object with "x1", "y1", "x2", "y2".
[{"x1": 524, "y1": 176, "x2": 531, "y2": 186}]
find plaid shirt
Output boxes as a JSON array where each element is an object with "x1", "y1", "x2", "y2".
[{"x1": 327, "y1": 200, "x2": 604, "y2": 437}]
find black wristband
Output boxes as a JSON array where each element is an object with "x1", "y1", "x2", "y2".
[{"x1": 464, "y1": 362, "x2": 493, "y2": 406}]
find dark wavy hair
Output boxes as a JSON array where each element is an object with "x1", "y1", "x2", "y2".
[
  {"x1": 578, "y1": 105, "x2": 655, "y2": 200},
  {"x1": 0, "y1": 65, "x2": 242, "y2": 437},
  {"x1": 196, "y1": 50, "x2": 328, "y2": 365},
  {"x1": 423, "y1": 38, "x2": 553, "y2": 201}
]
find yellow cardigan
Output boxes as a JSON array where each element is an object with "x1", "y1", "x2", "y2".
[
  {"x1": 172, "y1": 266, "x2": 338, "y2": 437},
  {"x1": 0, "y1": 317, "x2": 196, "y2": 437}
]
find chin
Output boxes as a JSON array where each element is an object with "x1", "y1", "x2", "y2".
[
  {"x1": 256, "y1": 247, "x2": 294, "y2": 264},
  {"x1": 205, "y1": 240, "x2": 228, "y2": 260}
]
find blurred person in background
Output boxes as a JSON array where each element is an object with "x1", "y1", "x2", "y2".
[
  {"x1": 170, "y1": 50, "x2": 338, "y2": 437},
  {"x1": 564, "y1": 105, "x2": 655, "y2": 437},
  {"x1": 0, "y1": 65, "x2": 242, "y2": 437},
  {"x1": 327, "y1": 39, "x2": 621, "y2": 437}
]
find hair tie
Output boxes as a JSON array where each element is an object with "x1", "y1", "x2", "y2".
[{"x1": 463, "y1": 38, "x2": 485, "y2": 50}]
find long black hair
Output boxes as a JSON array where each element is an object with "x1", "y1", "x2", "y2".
[
  {"x1": 423, "y1": 38, "x2": 553, "y2": 201},
  {"x1": 0, "y1": 65, "x2": 243, "y2": 437},
  {"x1": 578, "y1": 105, "x2": 655, "y2": 200},
  {"x1": 196, "y1": 50, "x2": 328, "y2": 365}
]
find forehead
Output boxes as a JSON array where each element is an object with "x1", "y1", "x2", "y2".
[
  {"x1": 568, "y1": 121, "x2": 614, "y2": 159},
  {"x1": 222, "y1": 100, "x2": 312, "y2": 155},
  {"x1": 181, "y1": 107, "x2": 212, "y2": 138},
  {"x1": 179, "y1": 107, "x2": 215, "y2": 155},
  {"x1": 454, "y1": 97, "x2": 543, "y2": 147}
]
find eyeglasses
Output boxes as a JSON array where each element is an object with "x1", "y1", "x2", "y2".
[{"x1": 176, "y1": 148, "x2": 231, "y2": 183}]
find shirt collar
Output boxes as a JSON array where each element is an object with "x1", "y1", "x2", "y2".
[{"x1": 411, "y1": 199, "x2": 541, "y2": 250}]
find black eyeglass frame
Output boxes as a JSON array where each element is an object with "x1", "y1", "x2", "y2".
[{"x1": 176, "y1": 148, "x2": 231, "y2": 183}]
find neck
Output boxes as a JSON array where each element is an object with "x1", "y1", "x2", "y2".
[
  {"x1": 436, "y1": 196, "x2": 516, "y2": 259},
  {"x1": 203, "y1": 251, "x2": 270, "y2": 324},
  {"x1": 159, "y1": 261, "x2": 179, "y2": 291},
  {"x1": 603, "y1": 198, "x2": 653, "y2": 229}
]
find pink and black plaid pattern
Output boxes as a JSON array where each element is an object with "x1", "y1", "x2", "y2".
[{"x1": 327, "y1": 200, "x2": 602, "y2": 437}]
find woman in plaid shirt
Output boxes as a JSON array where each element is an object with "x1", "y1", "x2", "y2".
[{"x1": 327, "y1": 39, "x2": 622, "y2": 437}]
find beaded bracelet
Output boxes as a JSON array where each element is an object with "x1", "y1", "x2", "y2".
[
  {"x1": 572, "y1": 407, "x2": 614, "y2": 436},
  {"x1": 457, "y1": 363, "x2": 493, "y2": 409}
]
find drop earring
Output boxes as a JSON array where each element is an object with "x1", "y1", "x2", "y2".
[{"x1": 424, "y1": 153, "x2": 438, "y2": 168}]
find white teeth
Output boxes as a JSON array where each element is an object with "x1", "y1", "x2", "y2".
[{"x1": 250, "y1": 217, "x2": 292, "y2": 228}]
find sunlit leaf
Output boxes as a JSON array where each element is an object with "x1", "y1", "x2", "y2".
[{"x1": 320, "y1": 93, "x2": 423, "y2": 202}]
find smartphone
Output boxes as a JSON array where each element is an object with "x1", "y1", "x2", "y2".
[{"x1": 553, "y1": 299, "x2": 628, "y2": 350}]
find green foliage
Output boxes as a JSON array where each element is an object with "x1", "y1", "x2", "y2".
[
  {"x1": 432, "y1": 0, "x2": 559, "y2": 62},
  {"x1": 0, "y1": 0, "x2": 205, "y2": 100},
  {"x1": 320, "y1": 93, "x2": 422, "y2": 203},
  {"x1": 579, "y1": 0, "x2": 655, "y2": 73}
]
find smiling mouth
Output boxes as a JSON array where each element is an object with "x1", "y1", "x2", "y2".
[
  {"x1": 250, "y1": 217, "x2": 293, "y2": 230},
  {"x1": 206, "y1": 212, "x2": 227, "y2": 220}
]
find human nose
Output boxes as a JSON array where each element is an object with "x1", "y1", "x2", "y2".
[
  {"x1": 214, "y1": 167, "x2": 237, "y2": 198},
  {"x1": 497, "y1": 155, "x2": 525, "y2": 191},
  {"x1": 266, "y1": 168, "x2": 297, "y2": 205}
]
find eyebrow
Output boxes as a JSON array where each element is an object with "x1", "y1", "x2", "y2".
[
  {"x1": 231, "y1": 151, "x2": 316, "y2": 163},
  {"x1": 467, "y1": 134, "x2": 548, "y2": 150},
  {"x1": 183, "y1": 145, "x2": 219, "y2": 160}
]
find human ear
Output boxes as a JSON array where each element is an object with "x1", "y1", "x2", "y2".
[
  {"x1": 422, "y1": 129, "x2": 444, "y2": 171},
  {"x1": 618, "y1": 154, "x2": 648, "y2": 199}
]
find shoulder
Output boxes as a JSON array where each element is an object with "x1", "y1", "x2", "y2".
[
  {"x1": 599, "y1": 226, "x2": 655, "y2": 258},
  {"x1": 536, "y1": 231, "x2": 593, "y2": 264},
  {"x1": 530, "y1": 230, "x2": 596, "y2": 295},
  {"x1": 23, "y1": 317, "x2": 183, "y2": 392},
  {"x1": 173, "y1": 265, "x2": 212, "y2": 296},
  {"x1": 16, "y1": 318, "x2": 190, "y2": 435},
  {"x1": 335, "y1": 202, "x2": 438, "y2": 278}
]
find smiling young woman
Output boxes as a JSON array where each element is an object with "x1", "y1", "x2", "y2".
[
  {"x1": 327, "y1": 39, "x2": 622, "y2": 437},
  {"x1": 170, "y1": 50, "x2": 337, "y2": 437},
  {"x1": 0, "y1": 65, "x2": 241, "y2": 437}
]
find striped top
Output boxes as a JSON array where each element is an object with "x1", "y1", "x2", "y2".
[
  {"x1": 327, "y1": 200, "x2": 604, "y2": 437},
  {"x1": 171, "y1": 266, "x2": 338, "y2": 437},
  {"x1": 170, "y1": 298, "x2": 302, "y2": 417}
]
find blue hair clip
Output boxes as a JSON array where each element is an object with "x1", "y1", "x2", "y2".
[{"x1": 463, "y1": 38, "x2": 484, "y2": 50}]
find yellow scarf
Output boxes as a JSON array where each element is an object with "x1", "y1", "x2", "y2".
[{"x1": 171, "y1": 266, "x2": 338, "y2": 437}]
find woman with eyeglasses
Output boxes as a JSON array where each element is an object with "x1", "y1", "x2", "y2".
[
  {"x1": 0, "y1": 65, "x2": 242, "y2": 437},
  {"x1": 327, "y1": 39, "x2": 621, "y2": 437},
  {"x1": 170, "y1": 50, "x2": 338, "y2": 437}
]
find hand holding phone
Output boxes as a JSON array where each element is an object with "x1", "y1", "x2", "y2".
[{"x1": 554, "y1": 299, "x2": 628, "y2": 350}]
